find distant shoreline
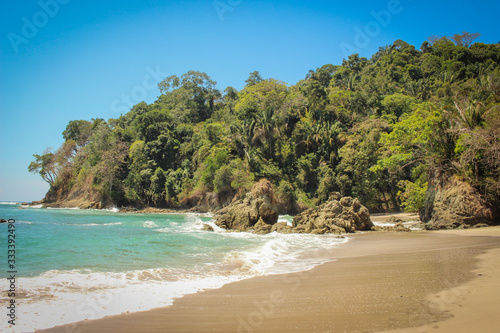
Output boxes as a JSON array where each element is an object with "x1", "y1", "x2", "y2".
[{"x1": 22, "y1": 201, "x2": 417, "y2": 220}]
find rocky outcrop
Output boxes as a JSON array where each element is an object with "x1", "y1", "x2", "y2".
[
  {"x1": 215, "y1": 187, "x2": 376, "y2": 235},
  {"x1": 372, "y1": 222, "x2": 412, "y2": 232},
  {"x1": 193, "y1": 192, "x2": 223, "y2": 213},
  {"x1": 37, "y1": 176, "x2": 111, "y2": 210},
  {"x1": 214, "y1": 179, "x2": 279, "y2": 232},
  {"x1": 292, "y1": 193, "x2": 373, "y2": 234},
  {"x1": 201, "y1": 224, "x2": 214, "y2": 232},
  {"x1": 421, "y1": 176, "x2": 498, "y2": 229},
  {"x1": 271, "y1": 222, "x2": 293, "y2": 234}
]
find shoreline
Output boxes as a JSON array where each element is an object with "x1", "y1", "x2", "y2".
[{"x1": 39, "y1": 227, "x2": 500, "y2": 333}]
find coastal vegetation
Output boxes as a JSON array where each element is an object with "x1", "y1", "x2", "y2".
[{"x1": 30, "y1": 34, "x2": 500, "y2": 222}]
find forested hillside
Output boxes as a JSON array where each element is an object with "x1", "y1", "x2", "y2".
[{"x1": 30, "y1": 35, "x2": 500, "y2": 216}]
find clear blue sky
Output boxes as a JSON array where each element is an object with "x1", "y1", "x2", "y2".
[{"x1": 1, "y1": 0, "x2": 499, "y2": 202}]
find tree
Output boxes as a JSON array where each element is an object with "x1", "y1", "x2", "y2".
[
  {"x1": 28, "y1": 38, "x2": 500, "y2": 214},
  {"x1": 28, "y1": 150, "x2": 57, "y2": 186},
  {"x1": 235, "y1": 79, "x2": 288, "y2": 117},
  {"x1": 377, "y1": 103, "x2": 449, "y2": 173},
  {"x1": 254, "y1": 107, "x2": 280, "y2": 159},
  {"x1": 62, "y1": 120, "x2": 92, "y2": 148},
  {"x1": 245, "y1": 71, "x2": 264, "y2": 87},
  {"x1": 158, "y1": 71, "x2": 220, "y2": 122},
  {"x1": 451, "y1": 32, "x2": 481, "y2": 48}
]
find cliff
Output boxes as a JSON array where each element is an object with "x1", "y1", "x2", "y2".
[{"x1": 421, "y1": 175, "x2": 499, "y2": 229}]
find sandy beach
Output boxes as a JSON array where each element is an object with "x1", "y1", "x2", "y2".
[{"x1": 39, "y1": 226, "x2": 500, "y2": 333}]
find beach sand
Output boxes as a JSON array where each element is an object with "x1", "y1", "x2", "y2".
[{"x1": 40, "y1": 226, "x2": 500, "y2": 333}]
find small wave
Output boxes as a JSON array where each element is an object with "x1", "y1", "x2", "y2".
[
  {"x1": 79, "y1": 222, "x2": 123, "y2": 227},
  {"x1": 222, "y1": 233, "x2": 347, "y2": 275},
  {"x1": 0, "y1": 201, "x2": 19, "y2": 205},
  {"x1": 18, "y1": 220, "x2": 34, "y2": 225},
  {"x1": 27, "y1": 204, "x2": 44, "y2": 208},
  {"x1": 46, "y1": 206, "x2": 80, "y2": 210},
  {"x1": 156, "y1": 214, "x2": 216, "y2": 234},
  {"x1": 142, "y1": 221, "x2": 159, "y2": 228},
  {"x1": 102, "y1": 207, "x2": 120, "y2": 213},
  {"x1": 12, "y1": 266, "x2": 245, "y2": 332}
]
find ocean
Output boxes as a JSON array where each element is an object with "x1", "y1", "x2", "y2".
[{"x1": 0, "y1": 202, "x2": 346, "y2": 332}]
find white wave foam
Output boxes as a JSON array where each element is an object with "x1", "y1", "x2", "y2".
[
  {"x1": 1, "y1": 217, "x2": 348, "y2": 332},
  {"x1": 102, "y1": 207, "x2": 120, "y2": 213},
  {"x1": 155, "y1": 214, "x2": 216, "y2": 234},
  {"x1": 0, "y1": 201, "x2": 18, "y2": 205},
  {"x1": 4, "y1": 266, "x2": 246, "y2": 332},
  {"x1": 79, "y1": 222, "x2": 123, "y2": 227},
  {"x1": 223, "y1": 233, "x2": 347, "y2": 275},
  {"x1": 47, "y1": 206, "x2": 80, "y2": 210},
  {"x1": 143, "y1": 220, "x2": 159, "y2": 228},
  {"x1": 278, "y1": 215, "x2": 294, "y2": 226},
  {"x1": 28, "y1": 204, "x2": 43, "y2": 208}
]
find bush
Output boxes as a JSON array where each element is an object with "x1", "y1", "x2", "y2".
[{"x1": 397, "y1": 180, "x2": 427, "y2": 212}]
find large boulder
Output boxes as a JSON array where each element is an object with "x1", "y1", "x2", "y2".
[
  {"x1": 421, "y1": 176, "x2": 498, "y2": 229},
  {"x1": 214, "y1": 179, "x2": 279, "y2": 233},
  {"x1": 292, "y1": 193, "x2": 373, "y2": 234}
]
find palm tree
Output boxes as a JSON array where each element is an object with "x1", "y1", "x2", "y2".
[
  {"x1": 230, "y1": 118, "x2": 257, "y2": 161},
  {"x1": 319, "y1": 121, "x2": 345, "y2": 166},
  {"x1": 254, "y1": 107, "x2": 280, "y2": 159},
  {"x1": 452, "y1": 99, "x2": 488, "y2": 130}
]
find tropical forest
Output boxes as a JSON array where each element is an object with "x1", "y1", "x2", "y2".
[{"x1": 29, "y1": 34, "x2": 500, "y2": 225}]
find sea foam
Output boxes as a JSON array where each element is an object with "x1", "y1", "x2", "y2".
[{"x1": 0, "y1": 210, "x2": 347, "y2": 332}]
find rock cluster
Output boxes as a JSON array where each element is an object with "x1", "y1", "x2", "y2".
[
  {"x1": 214, "y1": 183, "x2": 374, "y2": 235},
  {"x1": 371, "y1": 222, "x2": 412, "y2": 232},
  {"x1": 292, "y1": 193, "x2": 373, "y2": 234}
]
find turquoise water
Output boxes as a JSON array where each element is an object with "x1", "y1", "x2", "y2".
[
  {"x1": 0, "y1": 204, "x2": 255, "y2": 277},
  {"x1": 0, "y1": 202, "x2": 346, "y2": 332}
]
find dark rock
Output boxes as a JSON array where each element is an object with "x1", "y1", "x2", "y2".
[
  {"x1": 214, "y1": 179, "x2": 279, "y2": 232},
  {"x1": 387, "y1": 216, "x2": 404, "y2": 223},
  {"x1": 253, "y1": 219, "x2": 273, "y2": 234},
  {"x1": 202, "y1": 224, "x2": 214, "y2": 232},
  {"x1": 195, "y1": 192, "x2": 222, "y2": 213},
  {"x1": 422, "y1": 176, "x2": 498, "y2": 230},
  {"x1": 271, "y1": 222, "x2": 293, "y2": 234},
  {"x1": 292, "y1": 193, "x2": 373, "y2": 234},
  {"x1": 371, "y1": 223, "x2": 411, "y2": 232},
  {"x1": 394, "y1": 222, "x2": 411, "y2": 232}
]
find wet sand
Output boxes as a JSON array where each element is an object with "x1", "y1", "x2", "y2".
[{"x1": 40, "y1": 227, "x2": 500, "y2": 333}]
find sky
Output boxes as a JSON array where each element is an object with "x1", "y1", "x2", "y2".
[{"x1": 1, "y1": 0, "x2": 499, "y2": 202}]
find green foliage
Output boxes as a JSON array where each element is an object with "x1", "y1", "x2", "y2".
[
  {"x1": 397, "y1": 180, "x2": 427, "y2": 212},
  {"x1": 198, "y1": 146, "x2": 230, "y2": 191},
  {"x1": 62, "y1": 120, "x2": 92, "y2": 147},
  {"x1": 28, "y1": 150, "x2": 57, "y2": 186},
  {"x1": 276, "y1": 180, "x2": 297, "y2": 212},
  {"x1": 296, "y1": 153, "x2": 317, "y2": 194},
  {"x1": 315, "y1": 165, "x2": 336, "y2": 205},
  {"x1": 376, "y1": 103, "x2": 448, "y2": 173},
  {"x1": 31, "y1": 37, "x2": 500, "y2": 212}
]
